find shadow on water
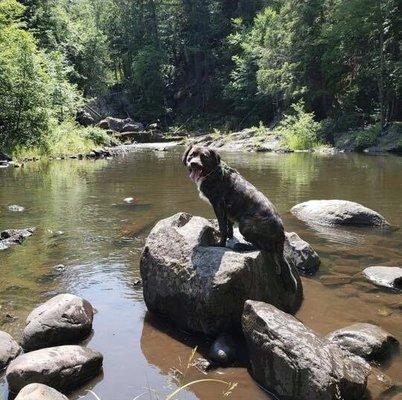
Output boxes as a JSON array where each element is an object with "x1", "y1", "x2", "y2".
[{"x1": 0, "y1": 149, "x2": 401, "y2": 399}]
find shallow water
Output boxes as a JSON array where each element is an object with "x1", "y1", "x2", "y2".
[{"x1": 0, "y1": 148, "x2": 401, "y2": 400}]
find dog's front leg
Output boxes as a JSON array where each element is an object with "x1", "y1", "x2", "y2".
[
  {"x1": 227, "y1": 219, "x2": 234, "y2": 239},
  {"x1": 213, "y1": 202, "x2": 228, "y2": 247}
]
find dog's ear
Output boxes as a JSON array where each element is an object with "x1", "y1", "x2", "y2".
[
  {"x1": 182, "y1": 145, "x2": 193, "y2": 165},
  {"x1": 209, "y1": 148, "x2": 221, "y2": 166}
]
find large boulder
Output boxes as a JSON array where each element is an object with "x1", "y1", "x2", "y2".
[
  {"x1": 98, "y1": 117, "x2": 135, "y2": 132},
  {"x1": 284, "y1": 232, "x2": 320, "y2": 274},
  {"x1": 326, "y1": 323, "x2": 399, "y2": 361},
  {"x1": 227, "y1": 228, "x2": 320, "y2": 275},
  {"x1": 15, "y1": 383, "x2": 68, "y2": 400},
  {"x1": 140, "y1": 213, "x2": 302, "y2": 337},
  {"x1": 122, "y1": 122, "x2": 144, "y2": 132},
  {"x1": 22, "y1": 294, "x2": 94, "y2": 351},
  {"x1": 363, "y1": 266, "x2": 402, "y2": 290},
  {"x1": 6, "y1": 345, "x2": 103, "y2": 393},
  {"x1": 0, "y1": 331, "x2": 22, "y2": 370},
  {"x1": 75, "y1": 109, "x2": 94, "y2": 127},
  {"x1": 291, "y1": 200, "x2": 390, "y2": 228},
  {"x1": 0, "y1": 228, "x2": 35, "y2": 251},
  {"x1": 242, "y1": 300, "x2": 370, "y2": 400}
]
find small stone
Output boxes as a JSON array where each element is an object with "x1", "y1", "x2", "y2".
[
  {"x1": 15, "y1": 383, "x2": 68, "y2": 400},
  {"x1": 363, "y1": 266, "x2": 402, "y2": 290},
  {"x1": 7, "y1": 205, "x2": 25, "y2": 212},
  {"x1": 123, "y1": 197, "x2": 134, "y2": 203}
]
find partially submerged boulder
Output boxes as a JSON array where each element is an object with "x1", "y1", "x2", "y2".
[
  {"x1": 22, "y1": 294, "x2": 94, "y2": 351},
  {"x1": 326, "y1": 323, "x2": 399, "y2": 361},
  {"x1": 6, "y1": 345, "x2": 103, "y2": 393},
  {"x1": 284, "y1": 231, "x2": 320, "y2": 274},
  {"x1": 0, "y1": 228, "x2": 35, "y2": 251},
  {"x1": 363, "y1": 266, "x2": 402, "y2": 290},
  {"x1": 0, "y1": 331, "x2": 22, "y2": 370},
  {"x1": 15, "y1": 383, "x2": 68, "y2": 400},
  {"x1": 291, "y1": 200, "x2": 390, "y2": 228},
  {"x1": 242, "y1": 300, "x2": 370, "y2": 400},
  {"x1": 140, "y1": 213, "x2": 302, "y2": 337}
]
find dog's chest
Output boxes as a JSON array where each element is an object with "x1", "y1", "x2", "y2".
[{"x1": 197, "y1": 180, "x2": 211, "y2": 204}]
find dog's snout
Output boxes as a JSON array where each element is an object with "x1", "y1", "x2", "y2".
[{"x1": 190, "y1": 160, "x2": 198, "y2": 167}]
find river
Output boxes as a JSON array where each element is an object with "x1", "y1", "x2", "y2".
[{"x1": 1, "y1": 147, "x2": 401, "y2": 399}]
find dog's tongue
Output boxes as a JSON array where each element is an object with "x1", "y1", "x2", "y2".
[{"x1": 189, "y1": 169, "x2": 201, "y2": 182}]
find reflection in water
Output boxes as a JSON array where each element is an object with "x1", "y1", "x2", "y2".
[{"x1": 0, "y1": 149, "x2": 401, "y2": 399}]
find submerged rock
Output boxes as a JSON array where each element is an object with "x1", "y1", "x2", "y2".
[
  {"x1": 140, "y1": 213, "x2": 302, "y2": 336},
  {"x1": 0, "y1": 331, "x2": 22, "y2": 370},
  {"x1": 363, "y1": 266, "x2": 402, "y2": 290},
  {"x1": 284, "y1": 231, "x2": 320, "y2": 274},
  {"x1": 326, "y1": 323, "x2": 399, "y2": 361},
  {"x1": 6, "y1": 345, "x2": 103, "y2": 393},
  {"x1": 7, "y1": 204, "x2": 25, "y2": 212},
  {"x1": 15, "y1": 383, "x2": 68, "y2": 400},
  {"x1": 208, "y1": 333, "x2": 237, "y2": 366},
  {"x1": 242, "y1": 300, "x2": 370, "y2": 400},
  {"x1": 291, "y1": 200, "x2": 390, "y2": 228},
  {"x1": 22, "y1": 294, "x2": 94, "y2": 351},
  {"x1": 0, "y1": 228, "x2": 35, "y2": 251}
]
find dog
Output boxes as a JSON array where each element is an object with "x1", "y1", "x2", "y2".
[{"x1": 182, "y1": 144, "x2": 298, "y2": 290}]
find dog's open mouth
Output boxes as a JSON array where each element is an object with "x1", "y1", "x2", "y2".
[{"x1": 189, "y1": 166, "x2": 203, "y2": 182}]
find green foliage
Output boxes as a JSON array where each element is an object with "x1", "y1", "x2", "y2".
[
  {"x1": 276, "y1": 102, "x2": 322, "y2": 150},
  {"x1": 355, "y1": 124, "x2": 381, "y2": 149}
]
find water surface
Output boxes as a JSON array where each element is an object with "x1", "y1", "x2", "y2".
[{"x1": 0, "y1": 148, "x2": 401, "y2": 399}]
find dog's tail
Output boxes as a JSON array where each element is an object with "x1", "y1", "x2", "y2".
[{"x1": 273, "y1": 243, "x2": 299, "y2": 292}]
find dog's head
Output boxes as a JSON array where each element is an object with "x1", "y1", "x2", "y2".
[{"x1": 182, "y1": 145, "x2": 221, "y2": 183}]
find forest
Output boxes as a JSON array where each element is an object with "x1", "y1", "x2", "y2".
[{"x1": 0, "y1": 0, "x2": 400, "y2": 156}]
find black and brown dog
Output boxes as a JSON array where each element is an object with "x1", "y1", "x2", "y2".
[{"x1": 183, "y1": 144, "x2": 298, "y2": 290}]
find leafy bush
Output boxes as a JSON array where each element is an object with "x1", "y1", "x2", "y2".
[
  {"x1": 276, "y1": 101, "x2": 322, "y2": 150},
  {"x1": 355, "y1": 124, "x2": 381, "y2": 149}
]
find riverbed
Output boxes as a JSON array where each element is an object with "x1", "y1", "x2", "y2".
[{"x1": 1, "y1": 147, "x2": 401, "y2": 399}]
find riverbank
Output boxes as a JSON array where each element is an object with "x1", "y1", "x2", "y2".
[{"x1": 189, "y1": 123, "x2": 402, "y2": 155}]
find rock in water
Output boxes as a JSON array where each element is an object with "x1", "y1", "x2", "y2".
[
  {"x1": 0, "y1": 228, "x2": 35, "y2": 251},
  {"x1": 0, "y1": 331, "x2": 22, "y2": 370},
  {"x1": 363, "y1": 266, "x2": 402, "y2": 290},
  {"x1": 291, "y1": 199, "x2": 390, "y2": 227},
  {"x1": 284, "y1": 231, "x2": 320, "y2": 274},
  {"x1": 7, "y1": 205, "x2": 25, "y2": 212},
  {"x1": 6, "y1": 345, "x2": 103, "y2": 393},
  {"x1": 140, "y1": 213, "x2": 302, "y2": 336},
  {"x1": 22, "y1": 294, "x2": 94, "y2": 351},
  {"x1": 326, "y1": 323, "x2": 399, "y2": 361},
  {"x1": 242, "y1": 300, "x2": 370, "y2": 400},
  {"x1": 208, "y1": 334, "x2": 237, "y2": 366},
  {"x1": 15, "y1": 383, "x2": 68, "y2": 400}
]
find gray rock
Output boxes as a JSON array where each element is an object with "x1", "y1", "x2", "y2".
[
  {"x1": 291, "y1": 200, "x2": 390, "y2": 228},
  {"x1": 284, "y1": 231, "x2": 320, "y2": 274},
  {"x1": 99, "y1": 117, "x2": 135, "y2": 132},
  {"x1": 140, "y1": 213, "x2": 302, "y2": 336},
  {"x1": 242, "y1": 300, "x2": 370, "y2": 400},
  {"x1": 0, "y1": 152, "x2": 12, "y2": 161},
  {"x1": 0, "y1": 331, "x2": 22, "y2": 370},
  {"x1": 227, "y1": 228, "x2": 320, "y2": 275},
  {"x1": 363, "y1": 266, "x2": 402, "y2": 290},
  {"x1": 326, "y1": 323, "x2": 399, "y2": 361},
  {"x1": 98, "y1": 119, "x2": 110, "y2": 130},
  {"x1": 208, "y1": 334, "x2": 237, "y2": 366},
  {"x1": 15, "y1": 383, "x2": 68, "y2": 400},
  {"x1": 8, "y1": 204, "x2": 25, "y2": 212},
  {"x1": 22, "y1": 294, "x2": 94, "y2": 351},
  {"x1": 6, "y1": 345, "x2": 103, "y2": 393},
  {"x1": 76, "y1": 109, "x2": 94, "y2": 127},
  {"x1": 122, "y1": 122, "x2": 144, "y2": 132},
  {"x1": 0, "y1": 228, "x2": 35, "y2": 251}
]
